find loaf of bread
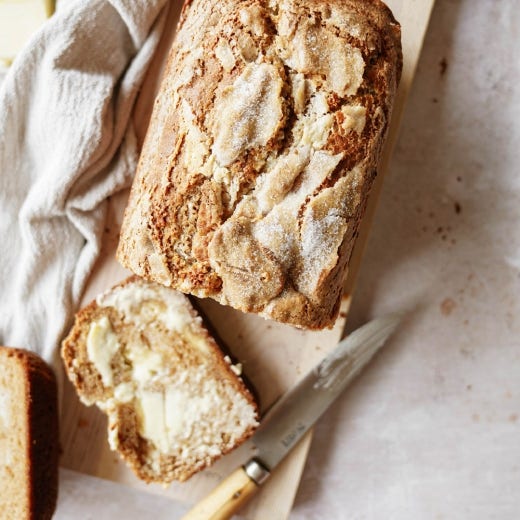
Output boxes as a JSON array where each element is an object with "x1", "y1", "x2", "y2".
[
  {"x1": 0, "y1": 346, "x2": 59, "y2": 520},
  {"x1": 61, "y1": 277, "x2": 259, "y2": 483},
  {"x1": 117, "y1": 0, "x2": 402, "y2": 329}
]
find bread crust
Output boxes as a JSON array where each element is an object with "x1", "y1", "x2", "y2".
[
  {"x1": 117, "y1": 0, "x2": 402, "y2": 329},
  {"x1": 0, "y1": 346, "x2": 59, "y2": 520}
]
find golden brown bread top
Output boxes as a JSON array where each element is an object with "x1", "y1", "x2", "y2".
[{"x1": 117, "y1": 0, "x2": 402, "y2": 329}]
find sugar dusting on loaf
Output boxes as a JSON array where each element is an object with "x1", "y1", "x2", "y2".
[{"x1": 116, "y1": 0, "x2": 402, "y2": 329}]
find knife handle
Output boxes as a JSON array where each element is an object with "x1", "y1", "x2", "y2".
[{"x1": 182, "y1": 461, "x2": 270, "y2": 520}]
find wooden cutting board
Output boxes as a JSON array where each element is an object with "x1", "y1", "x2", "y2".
[{"x1": 60, "y1": 1, "x2": 436, "y2": 517}]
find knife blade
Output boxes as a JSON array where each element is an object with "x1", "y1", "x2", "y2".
[{"x1": 182, "y1": 313, "x2": 401, "y2": 520}]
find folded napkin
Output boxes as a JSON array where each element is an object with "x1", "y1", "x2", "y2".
[{"x1": 0, "y1": 0, "x2": 168, "y2": 370}]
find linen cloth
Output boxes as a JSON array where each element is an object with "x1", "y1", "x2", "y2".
[{"x1": 0, "y1": 0, "x2": 168, "y2": 370}]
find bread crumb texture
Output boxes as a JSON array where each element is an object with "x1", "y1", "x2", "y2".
[
  {"x1": 62, "y1": 277, "x2": 259, "y2": 483},
  {"x1": 117, "y1": 0, "x2": 402, "y2": 329}
]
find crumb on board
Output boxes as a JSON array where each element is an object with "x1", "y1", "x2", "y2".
[
  {"x1": 440, "y1": 297, "x2": 456, "y2": 316},
  {"x1": 439, "y1": 57, "x2": 448, "y2": 76}
]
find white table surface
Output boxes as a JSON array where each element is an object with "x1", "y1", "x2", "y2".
[{"x1": 4, "y1": 0, "x2": 518, "y2": 518}]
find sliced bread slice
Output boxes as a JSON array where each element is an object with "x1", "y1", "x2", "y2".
[
  {"x1": 0, "y1": 346, "x2": 59, "y2": 520},
  {"x1": 61, "y1": 276, "x2": 259, "y2": 483}
]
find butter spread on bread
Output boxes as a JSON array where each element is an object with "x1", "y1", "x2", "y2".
[{"x1": 61, "y1": 277, "x2": 258, "y2": 483}]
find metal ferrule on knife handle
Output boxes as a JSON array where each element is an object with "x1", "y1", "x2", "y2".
[
  {"x1": 244, "y1": 458, "x2": 271, "y2": 485},
  {"x1": 181, "y1": 466, "x2": 259, "y2": 520}
]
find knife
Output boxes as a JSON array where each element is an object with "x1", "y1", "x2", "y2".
[{"x1": 182, "y1": 313, "x2": 401, "y2": 520}]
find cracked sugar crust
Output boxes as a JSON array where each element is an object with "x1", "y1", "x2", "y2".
[{"x1": 117, "y1": 0, "x2": 402, "y2": 330}]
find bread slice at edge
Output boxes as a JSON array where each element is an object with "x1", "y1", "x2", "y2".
[{"x1": 0, "y1": 346, "x2": 59, "y2": 520}]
